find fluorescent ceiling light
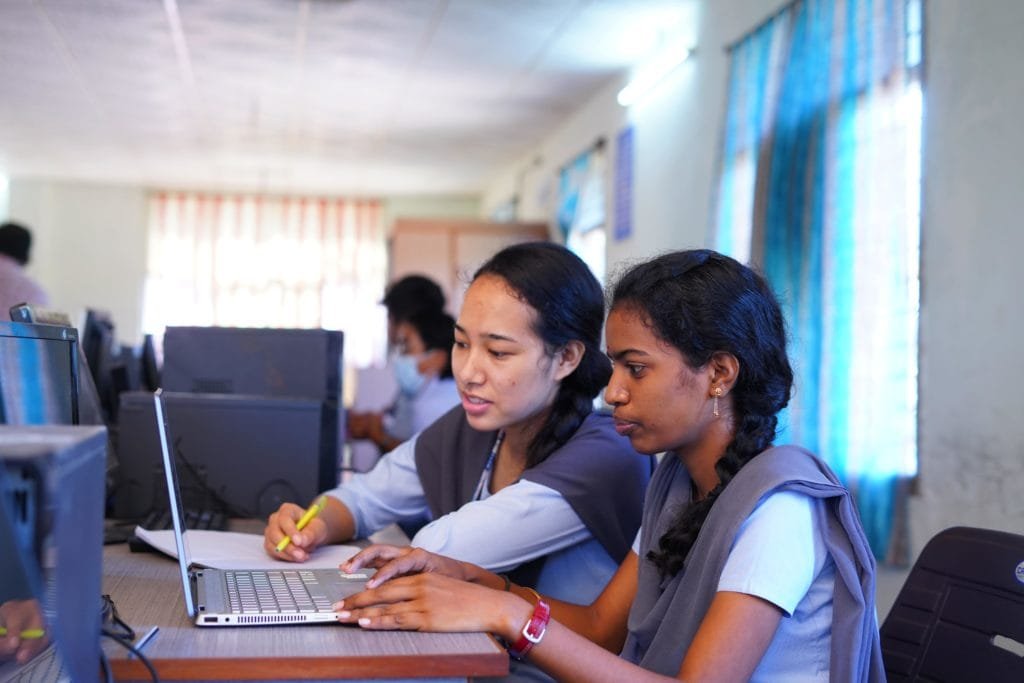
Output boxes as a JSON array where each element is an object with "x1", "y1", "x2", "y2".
[{"x1": 617, "y1": 43, "x2": 692, "y2": 107}]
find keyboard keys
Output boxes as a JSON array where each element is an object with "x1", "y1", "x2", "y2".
[{"x1": 222, "y1": 570, "x2": 333, "y2": 614}]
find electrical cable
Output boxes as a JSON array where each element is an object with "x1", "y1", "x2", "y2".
[
  {"x1": 101, "y1": 629, "x2": 159, "y2": 682},
  {"x1": 99, "y1": 594, "x2": 159, "y2": 682}
]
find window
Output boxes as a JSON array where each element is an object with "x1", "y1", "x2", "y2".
[
  {"x1": 142, "y1": 192, "x2": 388, "y2": 370},
  {"x1": 714, "y1": 0, "x2": 923, "y2": 561},
  {"x1": 558, "y1": 143, "x2": 607, "y2": 284}
]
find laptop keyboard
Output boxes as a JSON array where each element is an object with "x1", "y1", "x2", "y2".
[{"x1": 224, "y1": 570, "x2": 334, "y2": 613}]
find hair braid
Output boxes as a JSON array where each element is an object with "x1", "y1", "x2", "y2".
[
  {"x1": 525, "y1": 379, "x2": 600, "y2": 466},
  {"x1": 611, "y1": 250, "x2": 793, "y2": 578},
  {"x1": 646, "y1": 413, "x2": 778, "y2": 576}
]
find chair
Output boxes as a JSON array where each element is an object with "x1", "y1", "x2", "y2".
[{"x1": 880, "y1": 526, "x2": 1024, "y2": 682}]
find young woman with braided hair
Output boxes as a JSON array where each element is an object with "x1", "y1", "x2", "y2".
[
  {"x1": 265, "y1": 242, "x2": 651, "y2": 614},
  {"x1": 335, "y1": 249, "x2": 884, "y2": 683}
]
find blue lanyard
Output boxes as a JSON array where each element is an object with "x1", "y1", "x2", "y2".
[{"x1": 472, "y1": 431, "x2": 505, "y2": 502}]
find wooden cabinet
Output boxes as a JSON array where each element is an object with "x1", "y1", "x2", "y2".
[{"x1": 389, "y1": 218, "x2": 550, "y2": 315}]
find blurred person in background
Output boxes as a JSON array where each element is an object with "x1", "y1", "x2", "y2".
[
  {"x1": 0, "y1": 222, "x2": 49, "y2": 317},
  {"x1": 348, "y1": 307, "x2": 460, "y2": 453}
]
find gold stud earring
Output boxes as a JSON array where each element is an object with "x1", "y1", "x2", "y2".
[{"x1": 713, "y1": 386, "x2": 723, "y2": 418}]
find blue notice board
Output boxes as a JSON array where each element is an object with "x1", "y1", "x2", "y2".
[{"x1": 614, "y1": 125, "x2": 634, "y2": 241}]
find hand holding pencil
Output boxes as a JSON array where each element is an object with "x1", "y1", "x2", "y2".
[
  {"x1": 276, "y1": 495, "x2": 328, "y2": 553},
  {"x1": 0, "y1": 598, "x2": 48, "y2": 664},
  {"x1": 264, "y1": 496, "x2": 329, "y2": 561},
  {"x1": 0, "y1": 627, "x2": 44, "y2": 639}
]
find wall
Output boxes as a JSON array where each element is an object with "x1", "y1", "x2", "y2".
[
  {"x1": 8, "y1": 179, "x2": 149, "y2": 347},
  {"x1": 381, "y1": 195, "x2": 480, "y2": 235},
  {"x1": 913, "y1": 2, "x2": 1024, "y2": 549},
  {"x1": 483, "y1": 0, "x2": 1024, "y2": 577},
  {"x1": 5, "y1": 180, "x2": 481, "y2": 346},
  {"x1": 0, "y1": 175, "x2": 9, "y2": 218},
  {"x1": 481, "y1": 0, "x2": 779, "y2": 271}
]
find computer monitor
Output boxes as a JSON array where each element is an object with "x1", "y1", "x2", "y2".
[
  {"x1": 6, "y1": 309, "x2": 106, "y2": 428},
  {"x1": 79, "y1": 309, "x2": 120, "y2": 421},
  {"x1": 140, "y1": 333, "x2": 160, "y2": 392},
  {"x1": 113, "y1": 391, "x2": 338, "y2": 519},
  {"x1": 8, "y1": 303, "x2": 72, "y2": 327},
  {"x1": 80, "y1": 310, "x2": 114, "y2": 388},
  {"x1": 0, "y1": 321, "x2": 80, "y2": 425},
  {"x1": 160, "y1": 326, "x2": 342, "y2": 401},
  {"x1": 0, "y1": 425, "x2": 107, "y2": 683}
]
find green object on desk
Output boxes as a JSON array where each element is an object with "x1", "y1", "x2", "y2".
[{"x1": 0, "y1": 626, "x2": 45, "y2": 639}]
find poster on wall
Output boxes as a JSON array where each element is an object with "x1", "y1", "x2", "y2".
[{"x1": 614, "y1": 125, "x2": 634, "y2": 241}]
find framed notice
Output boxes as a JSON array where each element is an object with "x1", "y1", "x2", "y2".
[{"x1": 614, "y1": 125, "x2": 634, "y2": 241}]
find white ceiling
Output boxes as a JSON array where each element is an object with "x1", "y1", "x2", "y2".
[{"x1": 0, "y1": 0, "x2": 695, "y2": 197}]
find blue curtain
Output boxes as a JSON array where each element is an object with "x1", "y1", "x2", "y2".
[
  {"x1": 557, "y1": 150, "x2": 594, "y2": 241},
  {"x1": 716, "y1": 0, "x2": 921, "y2": 563}
]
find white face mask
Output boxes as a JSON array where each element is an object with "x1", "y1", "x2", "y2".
[{"x1": 392, "y1": 353, "x2": 427, "y2": 396}]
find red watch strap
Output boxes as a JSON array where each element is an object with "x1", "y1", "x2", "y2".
[{"x1": 507, "y1": 599, "x2": 550, "y2": 660}]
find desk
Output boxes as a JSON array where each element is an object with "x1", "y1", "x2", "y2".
[{"x1": 102, "y1": 543, "x2": 508, "y2": 681}]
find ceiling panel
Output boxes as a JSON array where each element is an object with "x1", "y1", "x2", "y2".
[{"x1": 0, "y1": 0, "x2": 697, "y2": 196}]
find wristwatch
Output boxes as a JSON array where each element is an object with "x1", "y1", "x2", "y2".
[{"x1": 507, "y1": 599, "x2": 550, "y2": 660}]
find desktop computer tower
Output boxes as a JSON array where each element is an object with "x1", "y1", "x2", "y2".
[
  {"x1": 161, "y1": 326, "x2": 343, "y2": 402},
  {"x1": 113, "y1": 391, "x2": 340, "y2": 520},
  {"x1": 0, "y1": 425, "x2": 107, "y2": 683},
  {"x1": 155, "y1": 326, "x2": 344, "y2": 493}
]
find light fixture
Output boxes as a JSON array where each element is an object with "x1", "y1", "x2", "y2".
[{"x1": 617, "y1": 43, "x2": 693, "y2": 107}]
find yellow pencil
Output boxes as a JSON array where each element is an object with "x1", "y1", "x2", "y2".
[
  {"x1": 0, "y1": 627, "x2": 45, "y2": 639},
  {"x1": 275, "y1": 495, "x2": 327, "y2": 553}
]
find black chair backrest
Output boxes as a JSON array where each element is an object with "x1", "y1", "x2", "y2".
[{"x1": 880, "y1": 526, "x2": 1024, "y2": 682}]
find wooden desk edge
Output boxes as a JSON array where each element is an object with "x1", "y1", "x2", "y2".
[{"x1": 111, "y1": 649, "x2": 509, "y2": 680}]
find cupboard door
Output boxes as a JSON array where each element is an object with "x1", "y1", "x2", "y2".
[{"x1": 390, "y1": 219, "x2": 550, "y2": 314}]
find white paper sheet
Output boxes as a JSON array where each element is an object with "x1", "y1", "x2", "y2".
[{"x1": 133, "y1": 527, "x2": 364, "y2": 570}]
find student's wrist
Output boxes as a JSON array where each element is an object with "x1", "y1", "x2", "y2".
[
  {"x1": 493, "y1": 592, "x2": 535, "y2": 643},
  {"x1": 325, "y1": 498, "x2": 357, "y2": 543},
  {"x1": 461, "y1": 563, "x2": 496, "y2": 586}
]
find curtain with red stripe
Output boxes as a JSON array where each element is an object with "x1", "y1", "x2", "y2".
[{"x1": 142, "y1": 192, "x2": 388, "y2": 368}]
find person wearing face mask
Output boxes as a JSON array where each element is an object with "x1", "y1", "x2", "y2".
[
  {"x1": 264, "y1": 242, "x2": 653, "y2": 660},
  {"x1": 348, "y1": 308, "x2": 460, "y2": 454},
  {"x1": 381, "y1": 274, "x2": 446, "y2": 347}
]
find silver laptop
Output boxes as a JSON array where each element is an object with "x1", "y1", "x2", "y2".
[{"x1": 152, "y1": 389, "x2": 367, "y2": 626}]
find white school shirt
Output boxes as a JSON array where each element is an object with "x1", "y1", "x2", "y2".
[
  {"x1": 329, "y1": 434, "x2": 617, "y2": 603},
  {"x1": 381, "y1": 376, "x2": 461, "y2": 442},
  {"x1": 631, "y1": 489, "x2": 834, "y2": 681}
]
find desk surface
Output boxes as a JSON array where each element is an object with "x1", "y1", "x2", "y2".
[{"x1": 102, "y1": 542, "x2": 507, "y2": 681}]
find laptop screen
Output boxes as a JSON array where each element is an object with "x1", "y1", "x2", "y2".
[{"x1": 153, "y1": 389, "x2": 198, "y2": 619}]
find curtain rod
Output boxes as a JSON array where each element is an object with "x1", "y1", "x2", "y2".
[
  {"x1": 722, "y1": 0, "x2": 797, "y2": 53},
  {"x1": 556, "y1": 136, "x2": 607, "y2": 174}
]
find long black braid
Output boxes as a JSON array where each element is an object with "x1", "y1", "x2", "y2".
[
  {"x1": 473, "y1": 242, "x2": 610, "y2": 467},
  {"x1": 610, "y1": 250, "x2": 793, "y2": 577}
]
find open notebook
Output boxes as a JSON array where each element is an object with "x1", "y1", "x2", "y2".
[{"x1": 152, "y1": 389, "x2": 369, "y2": 626}]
